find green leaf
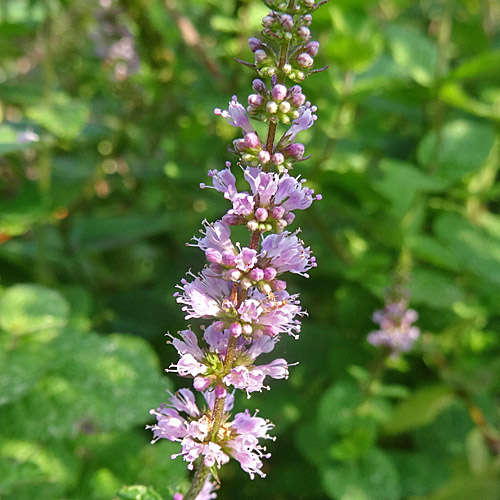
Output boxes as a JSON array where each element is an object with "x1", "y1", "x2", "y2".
[
  {"x1": 0, "y1": 284, "x2": 70, "y2": 335},
  {"x1": 440, "y1": 82, "x2": 500, "y2": 121},
  {"x1": 70, "y1": 214, "x2": 174, "y2": 252},
  {"x1": 434, "y1": 212, "x2": 500, "y2": 286},
  {"x1": 419, "y1": 470, "x2": 500, "y2": 500},
  {"x1": 0, "y1": 337, "x2": 54, "y2": 406},
  {"x1": 383, "y1": 385, "x2": 456, "y2": 435},
  {"x1": 386, "y1": 25, "x2": 438, "y2": 86},
  {"x1": 0, "y1": 438, "x2": 81, "y2": 497},
  {"x1": 407, "y1": 234, "x2": 460, "y2": 272},
  {"x1": 372, "y1": 159, "x2": 447, "y2": 216},
  {"x1": 318, "y1": 380, "x2": 364, "y2": 434},
  {"x1": 409, "y1": 267, "x2": 466, "y2": 309},
  {"x1": 115, "y1": 485, "x2": 163, "y2": 500},
  {"x1": 391, "y1": 451, "x2": 449, "y2": 498},
  {"x1": 417, "y1": 120, "x2": 496, "y2": 179},
  {"x1": 26, "y1": 92, "x2": 89, "y2": 140},
  {"x1": 448, "y1": 49, "x2": 500, "y2": 81},
  {"x1": 0, "y1": 330, "x2": 170, "y2": 439},
  {"x1": 0, "y1": 457, "x2": 44, "y2": 495},
  {"x1": 322, "y1": 448, "x2": 401, "y2": 500}
]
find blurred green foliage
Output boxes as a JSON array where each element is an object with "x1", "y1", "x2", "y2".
[{"x1": 1, "y1": 0, "x2": 500, "y2": 499}]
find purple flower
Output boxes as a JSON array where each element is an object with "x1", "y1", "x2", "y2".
[
  {"x1": 148, "y1": 389, "x2": 273, "y2": 478},
  {"x1": 260, "y1": 231, "x2": 317, "y2": 277},
  {"x1": 367, "y1": 300, "x2": 420, "y2": 356},
  {"x1": 224, "y1": 359, "x2": 289, "y2": 397},
  {"x1": 214, "y1": 96, "x2": 255, "y2": 135},
  {"x1": 175, "y1": 271, "x2": 233, "y2": 319},
  {"x1": 227, "y1": 410, "x2": 273, "y2": 479},
  {"x1": 279, "y1": 106, "x2": 317, "y2": 146}
]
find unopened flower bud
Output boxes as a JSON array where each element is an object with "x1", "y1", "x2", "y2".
[
  {"x1": 279, "y1": 101, "x2": 291, "y2": 113},
  {"x1": 244, "y1": 132, "x2": 260, "y2": 149},
  {"x1": 277, "y1": 219, "x2": 288, "y2": 231},
  {"x1": 303, "y1": 13, "x2": 313, "y2": 24},
  {"x1": 280, "y1": 14, "x2": 294, "y2": 30},
  {"x1": 270, "y1": 206, "x2": 285, "y2": 219},
  {"x1": 193, "y1": 376, "x2": 212, "y2": 391},
  {"x1": 240, "y1": 277, "x2": 252, "y2": 289},
  {"x1": 306, "y1": 41, "x2": 320, "y2": 56},
  {"x1": 250, "y1": 268, "x2": 264, "y2": 281},
  {"x1": 282, "y1": 63, "x2": 292, "y2": 74},
  {"x1": 271, "y1": 84, "x2": 287, "y2": 101},
  {"x1": 297, "y1": 26, "x2": 311, "y2": 40},
  {"x1": 226, "y1": 268, "x2": 242, "y2": 281},
  {"x1": 261, "y1": 282, "x2": 272, "y2": 294},
  {"x1": 252, "y1": 79, "x2": 267, "y2": 92},
  {"x1": 222, "y1": 251, "x2": 236, "y2": 266},
  {"x1": 297, "y1": 53, "x2": 314, "y2": 68},
  {"x1": 255, "y1": 207, "x2": 269, "y2": 221},
  {"x1": 272, "y1": 153, "x2": 285, "y2": 165},
  {"x1": 248, "y1": 37, "x2": 263, "y2": 52},
  {"x1": 229, "y1": 322, "x2": 243, "y2": 337},
  {"x1": 247, "y1": 219, "x2": 259, "y2": 231},
  {"x1": 215, "y1": 384, "x2": 227, "y2": 398},
  {"x1": 290, "y1": 93, "x2": 306, "y2": 107},
  {"x1": 233, "y1": 138, "x2": 247, "y2": 151},
  {"x1": 284, "y1": 212, "x2": 295, "y2": 224},
  {"x1": 271, "y1": 279, "x2": 287, "y2": 292},
  {"x1": 263, "y1": 267, "x2": 277, "y2": 280},
  {"x1": 262, "y1": 15, "x2": 274, "y2": 28},
  {"x1": 266, "y1": 101, "x2": 278, "y2": 114},
  {"x1": 206, "y1": 248, "x2": 222, "y2": 263},
  {"x1": 284, "y1": 142, "x2": 305, "y2": 158},
  {"x1": 248, "y1": 94, "x2": 264, "y2": 107},
  {"x1": 258, "y1": 150, "x2": 271, "y2": 164},
  {"x1": 242, "y1": 324, "x2": 253, "y2": 335},
  {"x1": 254, "y1": 49, "x2": 268, "y2": 63}
]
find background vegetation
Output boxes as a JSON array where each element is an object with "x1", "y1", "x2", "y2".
[{"x1": 1, "y1": 0, "x2": 500, "y2": 499}]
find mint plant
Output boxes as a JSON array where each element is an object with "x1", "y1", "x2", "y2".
[{"x1": 147, "y1": 1, "x2": 328, "y2": 498}]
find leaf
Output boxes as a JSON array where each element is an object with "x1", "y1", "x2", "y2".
[
  {"x1": 70, "y1": 214, "x2": 174, "y2": 252},
  {"x1": 0, "y1": 337, "x2": 55, "y2": 406},
  {"x1": 372, "y1": 159, "x2": 447, "y2": 216},
  {"x1": 391, "y1": 451, "x2": 449, "y2": 498},
  {"x1": 406, "y1": 234, "x2": 460, "y2": 272},
  {"x1": 0, "y1": 330, "x2": 170, "y2": 439},
  {"x1": 322, "y1": 448, "x2": 401, "y2": 500},
  {"x1": 434, "y1": 212, "x2": 500, "y2": 286},
  {"x1": 0, "y1": 457, "x2": 44, "y2": 495},
  {"x1": 386, "y1": 25, "x2": 438, "y2": 86},
  {"x1": 0, "y1": 284, "x2": 70, "y2": 335},
  {"x1": 409, "y1": 267, "x2": 466, "y2": 309},
  {"x1": 448, "y1": 49, "x2": 500, "y2": 81},
  {"x1": 26, "y1": 92, "x2": 90, "y2": 140},
  {"x1": 417, "y1": 120, "x2": 496, "y2": 179},
  {"x1": 0, "y1": 438, "x2": 80, "y2": 497},
  {"x1": 419, "y1": 470, "x2": 500, "y2": 500},
  {"x1": 439, "y1": 82, "x2": 500, "y2": 121},
  {"x1": 115, "y1": 485, "x2": 163, "y2": 500},
  {"x1": 383, "y1": 385, "x2": 456, "y2": 435}
]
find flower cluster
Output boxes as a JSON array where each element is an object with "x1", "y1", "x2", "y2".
[
  {"x1": 91, "y1": 0, "x2": 139, "y2": 81},
  {"x1": 367, "y1": 299, "x2": 420, "y2": 356},
  {"x1": 149, "y1": 1, "x2": 327, "y2": 498}
]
